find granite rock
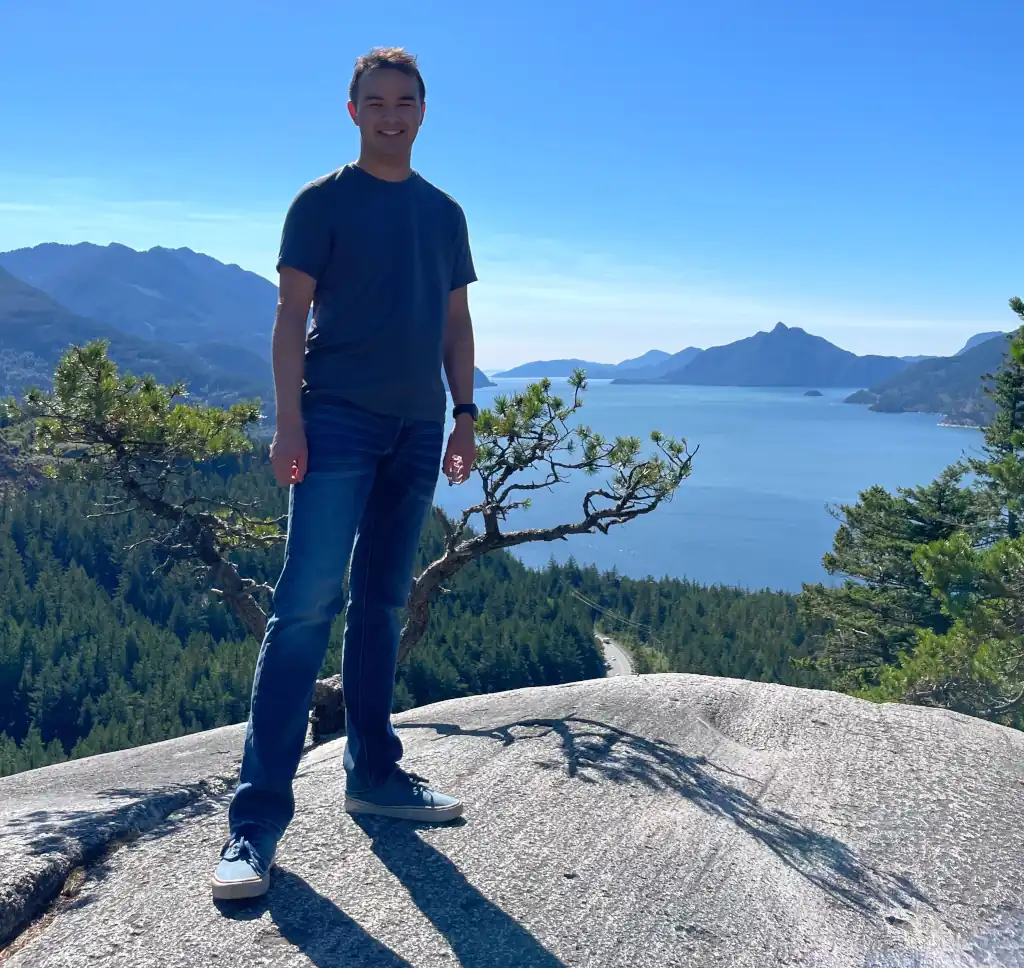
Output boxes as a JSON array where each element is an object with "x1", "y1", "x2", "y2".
[{"x1": 2, "y1": 674, "x2": 1023, "y2": 967}]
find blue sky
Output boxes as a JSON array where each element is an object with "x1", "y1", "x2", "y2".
[{"x1": 1, "y1": 0, "x2": 1021, "y2": 367}]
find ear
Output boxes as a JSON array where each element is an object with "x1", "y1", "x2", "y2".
[
  {"x1": 347, "y1": 101, "x2": 358, "y2": 124},
  {"x1": 420, "y1": 103, "x2": 427, "y2": 122}
]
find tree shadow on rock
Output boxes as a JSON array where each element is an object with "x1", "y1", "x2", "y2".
[
  {"x1": 215, "y1": 867, "x2": 414, "y2": 967},
  {"x1": 351, "y1": 814, "x2": 567, "y2": 968},
  {"x1": 399, "y1": 716, "x2": 934, "y2": 920}
]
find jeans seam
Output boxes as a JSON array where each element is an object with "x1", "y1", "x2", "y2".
[{"x1": 352, "y1": 493, "x2": 378, "y2": 786}]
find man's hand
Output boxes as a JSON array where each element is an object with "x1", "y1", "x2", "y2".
[
  {"x1": 443, "y1": 416, "x2": 476, "y2": 485},
  {"x1": 271, "y1": 420, "x2": 308, "y2": 486}
]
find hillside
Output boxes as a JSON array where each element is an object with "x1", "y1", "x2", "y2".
[
  {"x1": 3, "y1": 675, "x2": 1022, "y2": 965},
  {"x1": 0, "y1": 266, "x2": 271, "y2": 406},
  {"x1": 0, "y1": 242, "x2": 278, "y2": 354},
  {"x1": 845, "y1": 332, "x2": 1012, "y2": 425},
  {"x1": 656, "y1": 322, "x2": 908, "y2": 387}
]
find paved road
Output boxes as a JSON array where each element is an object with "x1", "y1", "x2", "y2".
[{"x1": 597, "y1": 633, "x2": 634, "y2": 676}]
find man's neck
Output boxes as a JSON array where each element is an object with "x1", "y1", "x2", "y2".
[{"x1": 355, "y1": 150, "x2": 413, "y2": 183}]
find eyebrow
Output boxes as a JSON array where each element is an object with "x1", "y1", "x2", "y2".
[{"x1": 363, "y1": 94, "x2": 418, "y2": 102}]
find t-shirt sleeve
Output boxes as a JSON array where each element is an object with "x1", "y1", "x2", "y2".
[
  {"x1": 451, "y1": 205, "x2": 477, "y2": 290},
  {"x1": 276, "y1": 182, "x2": 330, "y2": 281}
]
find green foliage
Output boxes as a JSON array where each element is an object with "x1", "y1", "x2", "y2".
[
  {"x1": 798, "y1": 467, "x2": 982, "y2": 693},
  {"x1": 804, "y1": 297, "x2": 1024, "y2": 727},
  {"x1": 558, "y1": 564, "x2": 815, "y2": 688},
  {"x1": 0, "y1": 456, "x2": 807, "y2": 777},
  {"x1": 3, "y1": 341, "x2": 282, "y2": 639},
  {"x1": 459, "y1": 370, "x2": 692, "y2": 543},
  {"x1": 0, "y1": 459, "x2": 601, "y2": 777}
]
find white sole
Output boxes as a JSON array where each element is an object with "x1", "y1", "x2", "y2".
[
  {"x1": 211, "y1": 868, "x2": 271, "y2": 901},
  {"x1": 344, "y1": 796, "x2": 464, "y2": 823}
]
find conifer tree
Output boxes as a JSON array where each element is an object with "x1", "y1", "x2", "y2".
[{"x1": 801, "y1": 297, "x2": 1024, "y2": 726}]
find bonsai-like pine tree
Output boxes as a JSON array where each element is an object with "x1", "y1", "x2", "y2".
[{"x1": 3, "y1": 341, "x2": 693, "y2": 737}]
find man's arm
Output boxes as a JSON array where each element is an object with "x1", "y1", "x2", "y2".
[
  {"x1": 273, "y1": 267, "x2": 315, "y2": 429},
  {"x1": 442, "y1": 285, "x2": 477, "y2": 485},
  {"x1": 268, "y1": 266, "x2": 315, "y2": 485},
  {"x1": 443, "y1": 285, "x2": 475, "y2": 408}
]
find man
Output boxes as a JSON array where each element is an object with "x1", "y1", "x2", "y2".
[{"x1": 212, "y1": 47, "x2": 478, "y2": 901}]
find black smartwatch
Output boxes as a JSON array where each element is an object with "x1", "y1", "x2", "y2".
[{"x1": 452, "y1": 403, "x2": 478, "y2": 422}]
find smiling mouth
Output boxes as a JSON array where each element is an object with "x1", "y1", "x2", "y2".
[{"x1": 378, "y1": 129, "x2": 404, "y2": 137}]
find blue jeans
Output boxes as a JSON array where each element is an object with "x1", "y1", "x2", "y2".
[{"x1": 228, "y1": 395, "x2": 443, "y2": 838}]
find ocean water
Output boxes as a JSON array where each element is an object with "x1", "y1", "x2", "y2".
[{"x1": 434, "y1": 380, "x2": 982, "y2": 593}]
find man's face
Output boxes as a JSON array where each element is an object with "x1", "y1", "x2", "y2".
[{"x1": 348, "y1": 67, "x2": 424, "y2": 156}]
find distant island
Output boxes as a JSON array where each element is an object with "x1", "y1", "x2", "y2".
[{"x1": 804, "y1": 389, "x2": 823, "y2": 397}]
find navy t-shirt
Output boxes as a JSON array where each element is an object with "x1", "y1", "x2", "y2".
[{"x1": 276, "y1": 164, "x2": 477, "y2": 423}]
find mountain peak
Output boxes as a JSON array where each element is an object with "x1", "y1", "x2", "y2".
[{"x1": 772, "y1": 321, "x2": 788, "y2": 333}]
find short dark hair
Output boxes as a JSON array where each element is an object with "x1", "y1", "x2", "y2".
[{"x1": 349, "y1": 47, "x2": 425, "y2": 105}]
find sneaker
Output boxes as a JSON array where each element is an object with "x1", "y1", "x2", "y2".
[
  {"x1": 344, "y1": 768, "x2": 464, "y2": 823},
  {"x1": 211, "y1": 830, "x2": 277, "y2": 900}
]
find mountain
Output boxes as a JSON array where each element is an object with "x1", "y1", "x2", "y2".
[
  {"x1": 956, "y1": 330, "x2": 1006, "y2": 356},
  {"x1": 649, "y1": 323, "x2": 909, "y2": 387},
  {"x1": 495, "y1": 358, "x2": 617, "y2": 378},
  {"x1": 0, "y1": 242, "x2": 278, "y2": 355},
  {"x1": 845, "y1": 331, "x2": 1012, "y2": 425},
  {"x1": 494, "y1": 349, "x2": 689, "y2": 380},
  {"x1": 616, "y1": 349, "x2": 671, "y2": 370},
  {"x1": 0, "y1": 266, "x2": 271, "y2": 407},
  {"x1": 611, "y1": 346, "x2": 704, "y2": 383}
]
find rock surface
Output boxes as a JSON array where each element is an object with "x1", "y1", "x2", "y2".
[
  {"x1": 2, "y1": 674, "x2": 1024, "y2": 967},
  {"x1": 0, "y1": 724, "x2": 246, "y2": 948}
]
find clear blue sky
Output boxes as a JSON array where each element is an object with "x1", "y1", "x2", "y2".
[{"x1": 1, "y1": 0, "x2": 1021, "y2": 367}]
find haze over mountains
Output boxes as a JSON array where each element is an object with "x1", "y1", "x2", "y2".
[
  {"x1": 0, "y1": 242, "x2": 494, "y2": 405},
  {"x1": 495, "y1": 346, "x2": 702, "y2": 380},
  {"x1": 0, "y1": 241, "x2": 1014, "y2": 426},
  {"x1": 0, "y1": 242, "x2": 278, "y2": 351},
  {"x1": 0, "y1": 265, "x2": 272, "y2": 405}
]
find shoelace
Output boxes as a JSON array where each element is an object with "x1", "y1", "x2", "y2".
[
  {"x1": 397, "y1": 769, "x2": 431, "y2": 791},
  {"x1": 221, "y1": 836, "x2": 268, "y2": 877}
]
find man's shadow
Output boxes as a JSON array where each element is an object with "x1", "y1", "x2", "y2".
[
  {"x1": 216, "y1": 817, "x2": 565, "y2": 968},
  {"x1": 356, "y1": 814, "x2": 566, "y2": 967},
  {"x1": 216, "y1": 867, "x2": 414, "y2": 967}
]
